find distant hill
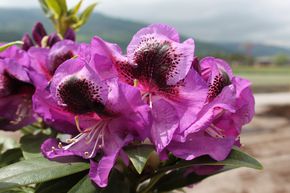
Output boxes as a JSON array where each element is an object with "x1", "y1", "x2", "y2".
[
  {"x1": 217, "y1": 43, "x2": 290, "y2": 57},
  {"x1": 0, "y1": 9, "x2": 289, "y2": 57}
]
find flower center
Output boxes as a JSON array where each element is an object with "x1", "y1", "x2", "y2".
[
  {"x1": 0, "y1": 72, "x2": 33, "y2": 97},
  {"x1": 133, "y1": 40, "x2": 180, "y2": 90},
  {"x1": 207, "y1": 71, "x2": 231, "y2": 101},
  {"x1": 50, "y1": 50, "x2": 74, "y2": 73},
  {"x1": 57, "y1": 77, "x2": 105, "y2": 114}
]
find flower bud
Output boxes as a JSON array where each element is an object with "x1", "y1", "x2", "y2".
[
  {"x1": 32, "y1": 22, "x2": 47, "y2": 46},
  {"x1": 21, "y1": 33, "x2": 34, "y2": 51},
  {"x1": 64, "y1": 28, "x2": 76, "y2": 41},
  {"x1": 47, "y1": 33, "x2": 61, "y2": 48}
]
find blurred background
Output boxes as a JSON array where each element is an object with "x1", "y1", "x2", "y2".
[{"x1": 0, "y1": 0, "x2": 289, "y2": 192}]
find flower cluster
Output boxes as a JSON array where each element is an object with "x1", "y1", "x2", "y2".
[{"x1": 0, "y1": 23, "x2": 254, "y2": 187}]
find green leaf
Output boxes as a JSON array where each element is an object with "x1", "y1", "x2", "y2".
[
  {"x1": 158, "y1": 147, "x2": 262, "y2": 174},
  {"x1": 44, "y1": 0, "x2": 62, "y2": 19},
  {"x1": 125, "y1": 144, "x2": 154, "y2": 174},
  {"x1": 147, "y1": 147, "x2": 262, "y2": 192},
  {"x1": 205, "y1": 147, "x2": 263, "y2": 170},
  {"x1": 69, "y1": 0, "x2": 83, "y2": 16},
  {"x1": 0, "y1": 41, "x2": 23, "y2": 52},
  {"x1": 0, "y1": 157, "x2": 89, "y2": 190},
  {"x1": 0, "y1": 149, "x2": 23, "y2": 168},
  {"x1": 154, "y1": 169, "x2": 209, "y2": 192},
  {"x1": 36, "y1": 172, "x2": 86, "y2": 193},
  {"x1": 73, "y1": 2, "x2": 97, "y2": 30},
  {"x1": 68, "y1": 175, "x2": 99, "y2": 193},
  {"x1": 68, "y1": 170, "x2": 130, "y2": 193},
  {"x1": 20, "y1": 133, "x2": 50, "y2": 160},
  {"x1": 57, "y1": 0, "x2": 68, "y2": 14},
  {"x1": 101, "y1": 170, "x2": 130, "y2": 193}
]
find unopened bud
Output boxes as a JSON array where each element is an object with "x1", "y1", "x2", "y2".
[{"x1": 32, "y1": 22, "x2": 47, "y2": 46}]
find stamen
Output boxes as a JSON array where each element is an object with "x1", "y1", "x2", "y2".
[
  {"x1": 149, "y1": 93, "x2": 153, "y2": 109},
  {"x1": 206, "y1": 124, "x2": 225, "y2": 138},
  {"x1": 51, "y1": 146, "x2": 56, "y2": 151},
  {"x1": 58, "y1": 142, "x2": 63, "y2": 149},
  {"x1": 85, "y1": 122, "x2": 107, "y2": 158},
  {"x1": 10, "y1": 99, "x2": 30, "y2": 125},
  {"x1": 133, "y1": 79, "x2": 139, "y2": 87},
  {"x1": 74, "y1": 116, "x2": 83, "y2": 133}
]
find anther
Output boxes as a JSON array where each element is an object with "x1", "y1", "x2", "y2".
[
  {"x1": 74, "y1": 116, "x2": 83, "y2": 133},
  {"x1": 58, "y1": 142, "x2": 63, "y2": 148},
  {"x1": 133, "y1": 79, "x2": 139, "y2": 87},
  {"x1": 84, "y1": 152, "x2": 89, "y2": 157}
]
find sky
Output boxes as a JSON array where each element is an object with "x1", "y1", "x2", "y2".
[{"x1": 0, "y1": 0, "x2": 289, "y2": 48}]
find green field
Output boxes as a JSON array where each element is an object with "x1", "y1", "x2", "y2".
[{"x1": 233, "y1": 66, "x2": 290, "y2": 92}]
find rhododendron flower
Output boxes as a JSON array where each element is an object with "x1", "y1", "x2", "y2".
[
  {"x1": 28, "y1": 40, "x2": 79, "y2": 88},
  {"x1": 40, "y1": 53, "x2": 150, "y2": 187},
  {"x1": 0, "y1": 45, "x2": 35, "y2": 131},
  {"x1": 90, "y1": 24, "x2": 208, "y2": 152},
  {"x1": 167, "y1": 57, "x2": 255, "y2": 161},
  {"x1": 28, "y1": 40, "x2": 87, "y2": 133}
]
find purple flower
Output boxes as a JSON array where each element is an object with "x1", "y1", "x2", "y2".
[
  {"x1": 167, "y1": 57, "x2": 255, "y2": 161},
  {"x1": 28, "y1": 40, "x2": 79, "y2": 88},
  {"x1": 0, "y1": 46, "x2": 35, "y2": 131},
  {"x1": 89, "y1": 24, "x2": 208, "y2": 152},
  {"x1": 40, "y1": 48, "x2": 150, "y2": 187},
  {"x1": 28, "y1": 40, "x2": 83, "y2": 133}
]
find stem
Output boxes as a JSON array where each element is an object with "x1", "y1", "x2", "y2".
[{"x1": 138, "y1": 173, "x2": 164, "y2": 193}]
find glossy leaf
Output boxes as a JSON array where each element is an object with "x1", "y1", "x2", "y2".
[
  {"x1": 154, "y1": 169, "x2": 209, "y2": 192},
  {"x1": 57, "y1": 0, "x2": 68, "y2": 14},
  {"x1": 44, "y1": 0, "x2": 62, "y2": 19},
  {"x1": 158, "y1": 147, "x2": 262, "y2": 175},
  {"x1": 0, "y1": 149, "x2": 23, "y2": 168},
  {"x1": 125, "y1": 144, "x2": 154, "y2": 174},
  {"x1": 36, "y1": 172, "x2": 86, "y2": 193},
  {"x1": 101, "y1": 170, "x2": 130, "y2": 193},
  {"x1": 0, "y1": 157, "x2": 89, "y2": 190},
  {"x1": 69, "y1": 0, "x2": 83, "y2": 16},
  {"x1": 20, "y1": 133, "x2": 50, "y2": 159},
  {"x1": 0, "y1": 41, "x2": 23, "y2": 52},
  {"x1": 68, "y1": 175, "x2": 99, "y2": 193},
  {"x1": 146, "y1": 147, "x2": 262, "y2": 192},
  {"x1": 73, "y1": 2, "x2": 97, "y2": 29}
]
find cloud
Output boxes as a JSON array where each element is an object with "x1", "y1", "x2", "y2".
[{"x1": 0, "y1": 0, "x2": 289, "y2": 47}]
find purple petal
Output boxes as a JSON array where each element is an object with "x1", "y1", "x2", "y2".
[
  {"x1": 151, "y1": 99, "x2": 179, "y2": 152},
  {"x1": 89, "y1": 156, "x2": 116, "y2": 187},
  {"x1": 169, "y1": 69, "x2": 208, "y2": 133},
  {"x1": 181, "y1": 85, "x2": 236, "y2": 140},
  {"x1": 168, "y1": 131, "x2": 235, "y2": 161},
  {"x1": 89, "y1": 36, "x2": 122, "y2": 80},
  {"x1": 0, "y1": 94, "x2": 35, "y2": 131},
  {"x1": 28, "y1": 47, "x2": 51, "y2": 88},
  {"x1": 89, "y1": 133, "x2": 133, "y2": 187}
]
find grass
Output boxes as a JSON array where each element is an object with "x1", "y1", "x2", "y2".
[{"x1": 232, "y1": 65, "x2": 290, "y2": 92}]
